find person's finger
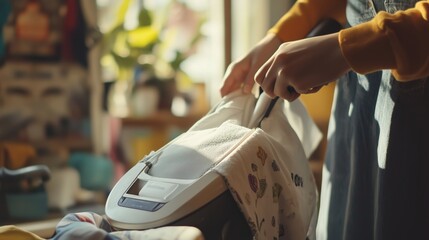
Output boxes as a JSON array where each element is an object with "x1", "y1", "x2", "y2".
[
  {"x1": 302, "y1": 86, "x2": 322, "y2": 94},
  {"x1": 255, "y1": 58, "x2": 276, "y2": 97},
  {"x1": 242, "y1": 71, "x2": 257, "y2": 94},
  {"x1": 285, "y1": 91, "x2": 301, "y2": 102},
  {"x1": 271, "y1": 69, "x2": 301, "y2": 101},
  {"x1": 282, "y1": 85, "x2": 301, "y2": 101},
  {"x1": 254, "y1": 68, "x2": 265, "y2": 85},
  {"x1": 220, "y1": 78, "x2": 240, "y2": 97},
  {"x1": 220, "y1": 66, "x2": 236, "y2": 96},
  {"x1": 220, "y1": 63, "x2": 247, "y2": 97}
]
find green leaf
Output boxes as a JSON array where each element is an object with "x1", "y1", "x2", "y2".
[
  {"x1": 112, "y1": 31, "x2": 130, "y2": 58},
  {"x1": 128, "y1": 27, "x2": 159, "y2": 48},
  {"x1": 112, "y1": 0, "x2": 131, "y2": 31},
  {"x1": 138, "y1": 8, "x2": 152, "y2": 27}
]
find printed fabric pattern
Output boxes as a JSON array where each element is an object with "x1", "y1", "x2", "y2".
[{"x1": 214, "y1": 125, "x2": 317, "y2": 240}]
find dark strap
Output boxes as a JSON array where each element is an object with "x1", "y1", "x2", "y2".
[{"x1": 0, "y1": 165, "x2": 50, "y2": 182}]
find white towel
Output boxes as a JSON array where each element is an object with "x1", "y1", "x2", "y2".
[{"x1": 190, "y1": 91, "x2": 322, "y2": 159}]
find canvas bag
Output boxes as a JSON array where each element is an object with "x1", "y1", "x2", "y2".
[{"x1": 149, "y1": 90, "x2": 322, "y2": 239}]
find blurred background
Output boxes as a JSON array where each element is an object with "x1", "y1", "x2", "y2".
[{"x1": 0, "y1": 0, "x2": 334, "y2": 237}]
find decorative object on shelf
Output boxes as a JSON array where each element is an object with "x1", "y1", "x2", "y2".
[
  {"x1": 3, "y1": 0, "x2": 63, "y2": 61},
  {"x1": 0, "y1": 0, "x2": 93, "y2": 145},
  {"x1": 0, "y1": 62, "x2": 90, "y2": 142},
  {"x1": 131, "y1": 83, "x2": 159, "y2": 117},
  {"x1": 68, "y1": 152, "x2": 114, "y2": 191}
]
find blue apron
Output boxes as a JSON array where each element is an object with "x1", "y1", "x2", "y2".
[{"x1": 316, "y1": 1, "x2": 429, "y2": 239}]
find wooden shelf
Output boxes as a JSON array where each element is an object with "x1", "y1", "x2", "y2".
[
  {"x1": 120, "y1": 111, "x2": 206, "y2": 129},
  {"x1": 32, "y1": 137, "x2": 93, "y2": 152}
]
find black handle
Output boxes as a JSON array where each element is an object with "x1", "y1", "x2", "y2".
[{"x1": 307, "y1": 18, "x2": 343, "y2": 38}]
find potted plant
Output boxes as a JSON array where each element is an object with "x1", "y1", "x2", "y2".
[{"x1": 101, "y1": 0, "x2": 205, "y2": 117}]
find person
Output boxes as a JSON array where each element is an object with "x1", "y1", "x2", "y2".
[{"x1": 220, "y1": 0, "x2": 429, "y2": 239}]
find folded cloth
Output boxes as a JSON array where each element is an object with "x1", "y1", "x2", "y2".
[
  {"x1": 49, "y1": 212, "x2": 204, "y2": 240},
  {"x1": 190, "y1": 91, "x2": 321, "y2": 240}
]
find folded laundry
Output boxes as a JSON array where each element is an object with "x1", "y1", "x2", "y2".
[{"x1": 0, "y1": 212, "x2": 204, "y2": 240}]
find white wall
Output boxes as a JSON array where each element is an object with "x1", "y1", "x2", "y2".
[
  {"x1": 230, "y1": 0, "x2": 293, "y2": 61},
  {"x1": 207, "y1": 0, "x2": 294, "y2": 104}
]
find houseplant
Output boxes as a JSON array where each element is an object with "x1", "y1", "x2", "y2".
[{"x1": 101, "y1": 0, "x2": 205, "y2": 117}]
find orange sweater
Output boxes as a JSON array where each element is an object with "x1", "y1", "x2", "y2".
[{"x1": 268, "y1": 0, "x2": 429, "y2": 81}]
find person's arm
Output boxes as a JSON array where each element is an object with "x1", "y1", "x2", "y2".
[
  {"x1": 339, "y1": 1, "x2": 429, "y2": 81},
  {"x1": 268, "y1": 0, "x2": 347, "y2": 42},
  {"x1": 255, "y1": 1, "x2": 429, "y2": 101},
  {"x1": 220, "y1": 0, "x2": 344, "y2": 97}
]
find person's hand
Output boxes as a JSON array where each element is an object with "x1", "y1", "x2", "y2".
[
  {"x1": 255, "y1": 33, "x2": 351, "y2": 101},
  {"x1": 220, "y1": 33, "x2": 282, "y2": 97}
]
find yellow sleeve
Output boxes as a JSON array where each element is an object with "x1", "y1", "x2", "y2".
[
  {"x1": 339, "y1": 1, "x2": 429, "y2": 80},
  {"x1": 268, "y1": 0, "x2": 347, "y2": 42}
]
